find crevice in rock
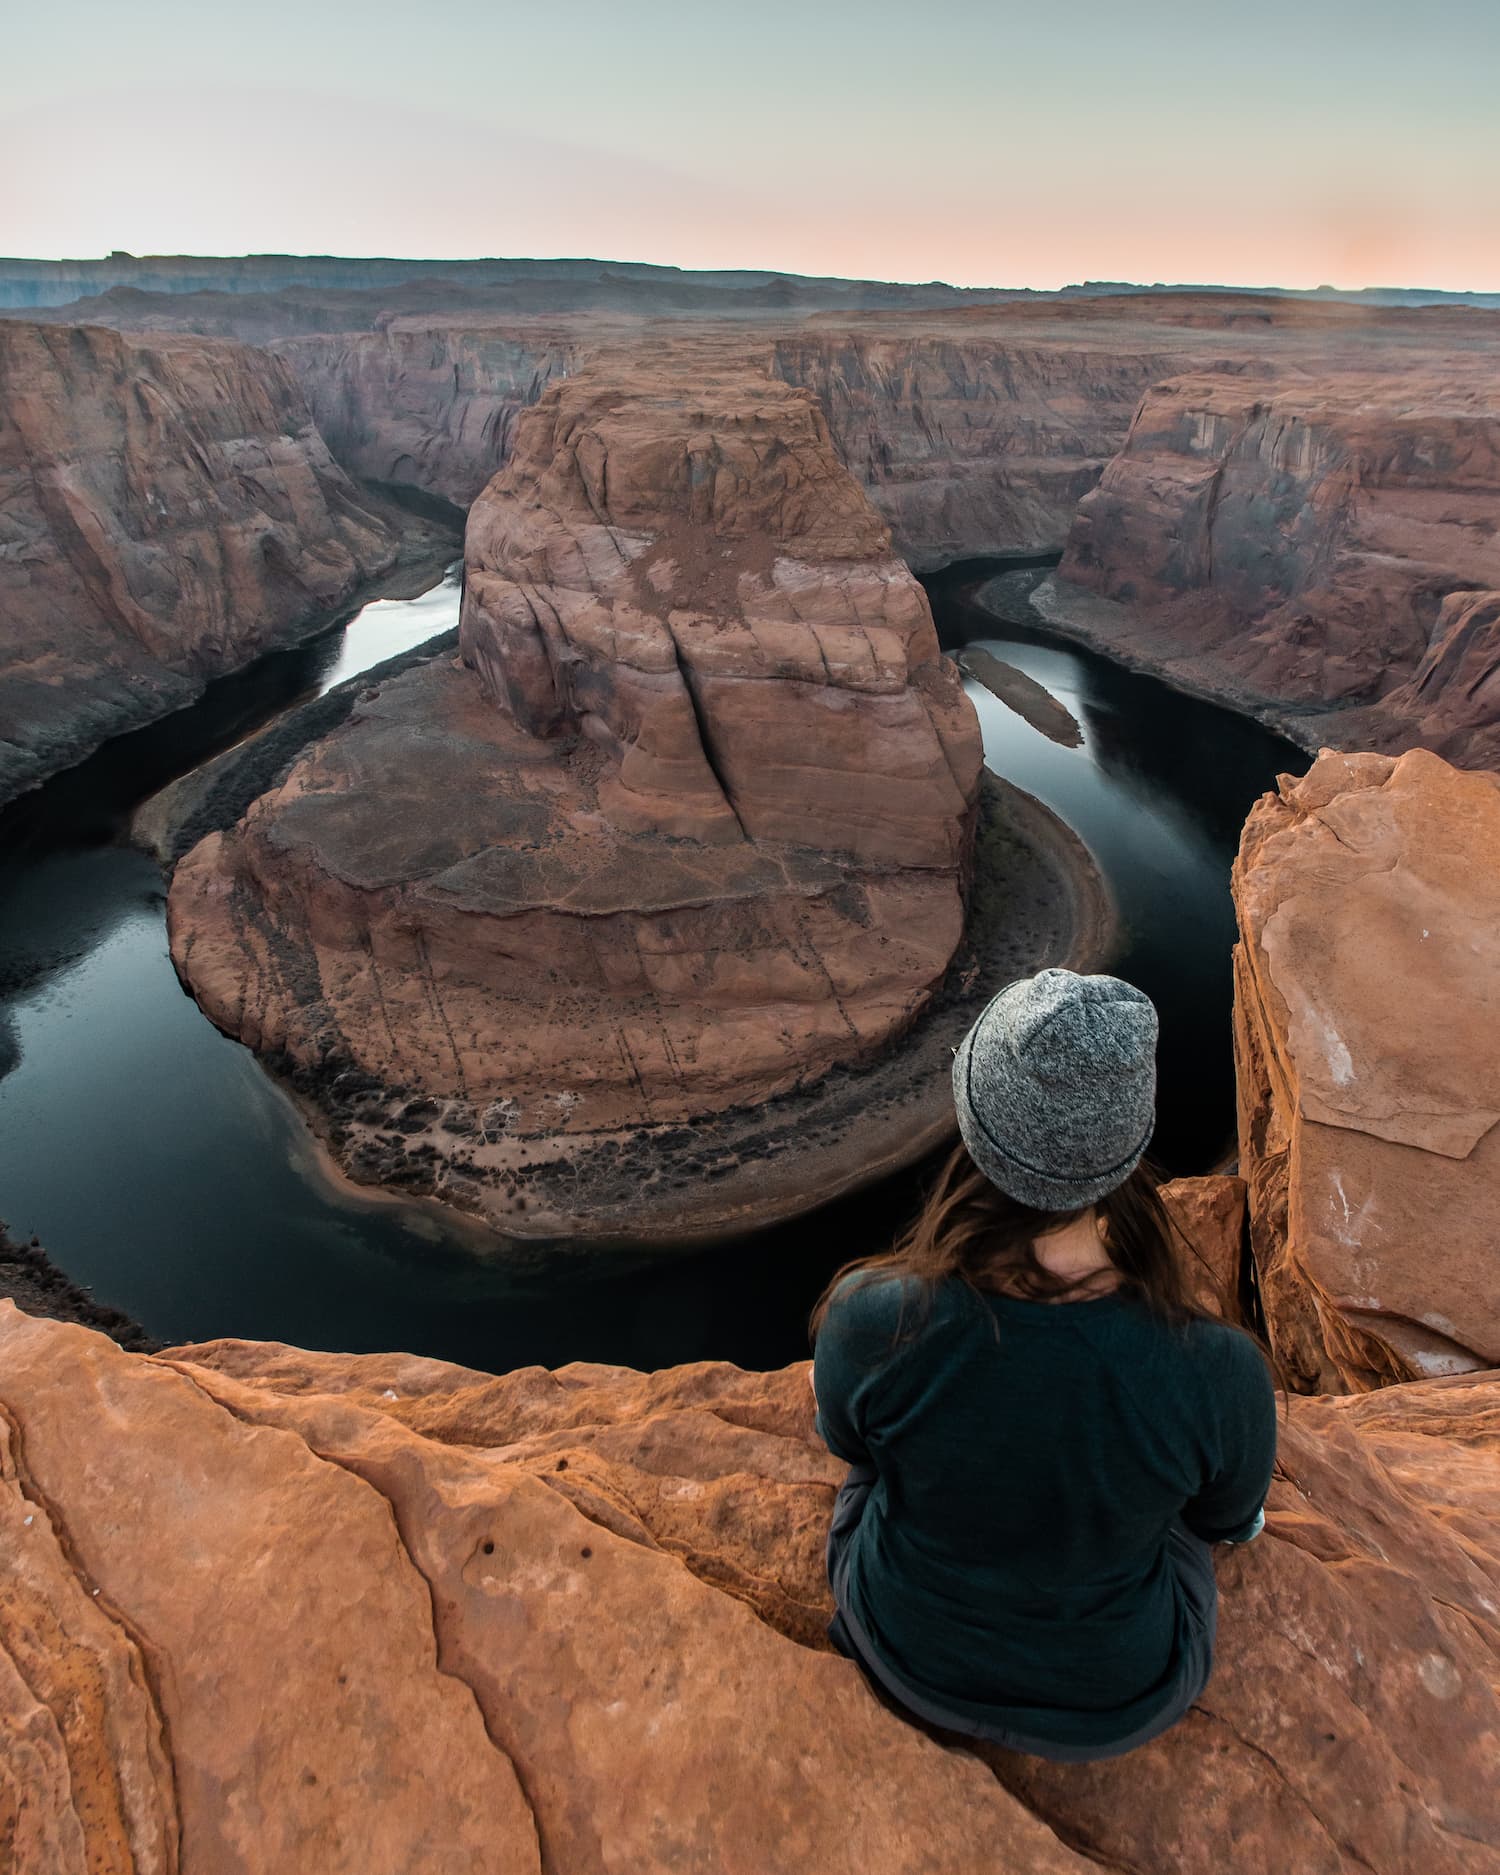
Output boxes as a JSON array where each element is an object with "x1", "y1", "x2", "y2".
[
  {"x1": 161, "y1": 1360, "x2": 555, "y2": 1875},
  {"x1": 1191, "y1": 1703, "x2": 1383, "y2": 1875},
  {"x1": 667, "y1": 631, "x2": 749, "y2": 842},
  {"x1": 0, "y1": 1392, "x2": 182, "y2": 1875}
]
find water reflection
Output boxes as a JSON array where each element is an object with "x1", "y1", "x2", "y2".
[
  {"x1": 0, "y1": 561, "x2": 1304, "y2": 1367},
  {"x1": 941, "y1": 567, "x2": 1308, "y2": 1173}
]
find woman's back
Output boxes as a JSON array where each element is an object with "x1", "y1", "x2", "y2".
[{"x1": 814, "y1": 1271, "x2": 1275, "y2": 1746}]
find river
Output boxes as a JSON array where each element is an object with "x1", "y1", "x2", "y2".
[{"x1": 0, "y1": 561, "x2": 1306, "y2": 1370}]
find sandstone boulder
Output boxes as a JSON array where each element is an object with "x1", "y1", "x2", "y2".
[
  {"x1": 5, "y1": 1304, "x2": 1498, "y2": 1874},
  {"x1": 0, "y1": 322, "x2": 400, "y2": 803},
  {"x1": 1233, "y1": 746, "x2": 1500, "y2": 1389},
  {"x1": 1162, "y1": 1172, "x2": 1248, "y2": 1317}
]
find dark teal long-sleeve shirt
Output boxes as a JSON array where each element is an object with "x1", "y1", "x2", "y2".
[{"x1": 814, "y1": 1272, "x2": 1276, "y2": 1747}]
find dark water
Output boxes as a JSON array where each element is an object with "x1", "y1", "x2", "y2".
[
  {"x1": 928, "y1": 561, "x2": 1310, "y2": 1176},
  {"x1": 0, "y1": 561, "x2": 1305, "y2": 1371}
]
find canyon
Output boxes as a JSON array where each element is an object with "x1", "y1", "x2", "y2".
[
  {"x1": 11, "y1": 289, "x2": 1500, "y2": 794},
  {"x1": 1042, "y1": 365, "x2": 1500, "y2": 761},
  {"x1": 3, "y1": 268, "x2": 1500, "y2": 1870},
  {"x1": 0, "y1": 320, "x2": 435, "y2": 806}
]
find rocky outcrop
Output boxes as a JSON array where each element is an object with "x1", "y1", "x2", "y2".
[
  {"x1": 1051, "y1": 370, "x2": 1500, "y2": 763},
  {"x1": 5, "y1": 1303, "x2": 1498, "y2": 1874},
  {"x1": 0, "y1": 321, "x2": 400, "y2": 803},
  {"x1": 1233, "y1": 747, "x2": 1500, "y2": 1390},
  {"x1": 167, "y1": 361, "x2": 1010, "y2": 1238}
]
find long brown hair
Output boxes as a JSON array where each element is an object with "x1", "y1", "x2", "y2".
[{"x1": 811, "y1": 1142, "x2": 1239, "y2": 1349}]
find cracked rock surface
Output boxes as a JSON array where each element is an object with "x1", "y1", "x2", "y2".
[{"x1": 3, "y1": 1298, "x2": 1497, "y2": 1874}]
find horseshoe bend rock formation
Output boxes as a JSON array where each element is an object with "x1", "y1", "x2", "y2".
[
  {"x1": 0, "y1": 321, "x2": 403, "y2": 805},
  {"x1": 169, "y1": 362, "x2": 993, "y2": 1235},
  {"x1": 5, "y1": 1304, "x2": 1499, "y2": 1875},
  {"x1": 1233, "y1": 746, "x2": 1500, "y2": 1391},
  {"x1": 1045, "y1": 368, "x2": 1500, "y2": 763}
]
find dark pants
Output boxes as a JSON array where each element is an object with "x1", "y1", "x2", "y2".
[{"x1": 824, "y1": 1463, "x2": 1217, "y2": 1763}]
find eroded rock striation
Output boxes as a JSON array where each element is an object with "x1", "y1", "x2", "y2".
[
  {"x1": 1047, "y1": 370, "x2": 1500, "y2": 763},
  {"x1": 0, "y1": 321, "x2": 401, "y2": 803},
  {"x1": 281, "y1": 320, "x2": 581, "y2": 505},
  {"x1": 168, "y1": 361, "x2": 1006, "y2": 1236},
  {"x1": 272, "y1": 299, "x2": 1500, "y2": 592},
  {"x1": 5, "y1": 1302, "x2": 1498, "y2": 1875},
  {"x1": 276, "y1": 315, "x2": 1199, "y2": 563},
  {"x1": 769, "y1": 324, "x2": 1205, "y2": 569},
  {"x1": 1233, "y1": 746, "x2": 1500, "y2": 1390}
]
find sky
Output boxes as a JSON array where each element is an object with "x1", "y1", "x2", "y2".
[{"x1": 5, "y1": 0, "x2": 1499, "y2": 291}]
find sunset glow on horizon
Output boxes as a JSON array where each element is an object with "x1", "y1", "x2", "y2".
[{"x1": 7, "y1": 0, "x2": 1499, "y2": 294}]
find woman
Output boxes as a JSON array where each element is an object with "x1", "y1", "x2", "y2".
[{"x1": 811, "y1": 968, "x2": 1276, "y2": 1762}]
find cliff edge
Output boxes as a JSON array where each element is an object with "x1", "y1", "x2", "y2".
[
  {"x1": 0, "y1": 322, "x2": 402, "y2": 804},
  {"x1": 4, "y1": 1303, "x2": 1497, "y2": 1874}
]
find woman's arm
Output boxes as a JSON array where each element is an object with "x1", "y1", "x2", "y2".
[
  {"x1": 813, "y1": 1328, "x2": 872, "y2": 1464},
  {"x1": 811, "y1": 1275, "x2": 901, "y2": 1465}
]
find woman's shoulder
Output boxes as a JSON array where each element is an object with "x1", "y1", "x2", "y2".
[
  {"x1": 1151, "y1": 1307, "x2": 1275, "y2": 1402},
  {"x1": 824, "y1": 1268, "x2": 914, "y2": 1332},
  {"x1": 821, "y1": 1268, "x2": 972, "y2": 1346}
]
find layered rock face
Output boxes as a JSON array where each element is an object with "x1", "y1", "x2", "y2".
[
  {"x1": 252, "y1": 301, "x2": 1500, "y2": 606},
  {"x1": 1233, "y1": 747, "x2": 1500, "y2": 1390},
  {"x1": 271, "y1": 306, "x2": 1245, "y2": 565},
  {"x1": 7, "y1": 1302, "x2": 1499, "y2": 1875},
  {"x1": 168, "y1": 363, "x2": 982, "y2": 1229},
  {"x1": 280, "y1": 320, "x2": 580, "y2": 504},
  {"x1": 458, "y1": 363, "x2": 979, "y2": 865},
  {"x1": 769, "y1": 329, "x2": 1202, "y2": 569},
  {"x1": 1055, "y1": 370, "x2": 1500, "y2": 761},
  {"x1": 0, "y1": 321, "x2": 399, "y2": 803}
]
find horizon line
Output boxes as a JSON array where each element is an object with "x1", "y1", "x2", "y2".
[{"x1": 1, "y1": 250, "x2": 1498, "y2": 301}]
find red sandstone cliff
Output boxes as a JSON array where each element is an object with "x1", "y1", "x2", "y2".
[
  {"x1": 0, "y1": 322, "x2": 400, "y2": 803},
  {"x1": 279, "y1": 320, "x2": 581, "y2": 505},
  {"x1": 1052, "y1": 370, "x2": 1500, "y2": 762},
  {"x1": 769, "y1": 329, "x2": 1200, "y2": 568},
  {"x1": 167, "y1": 361, "x2": 989, "y2": 1235},
  {"x1": 273, "y1": 307, "x2": 1247, "y2": 566},
  {"x1": 6, "y1": 1302, "x2": 1498, "y2": 1874},
  {"x1": 272, "y1": 300, "x2": 1500, "y2": 593},
  {"x1": 1233, "y1": 747, "x2": 1500, "y2": 1390}
]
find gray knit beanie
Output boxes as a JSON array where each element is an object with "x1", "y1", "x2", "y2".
[{"x1": 952, "y1": 968, "x2": 1158, "y2": 1211}]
